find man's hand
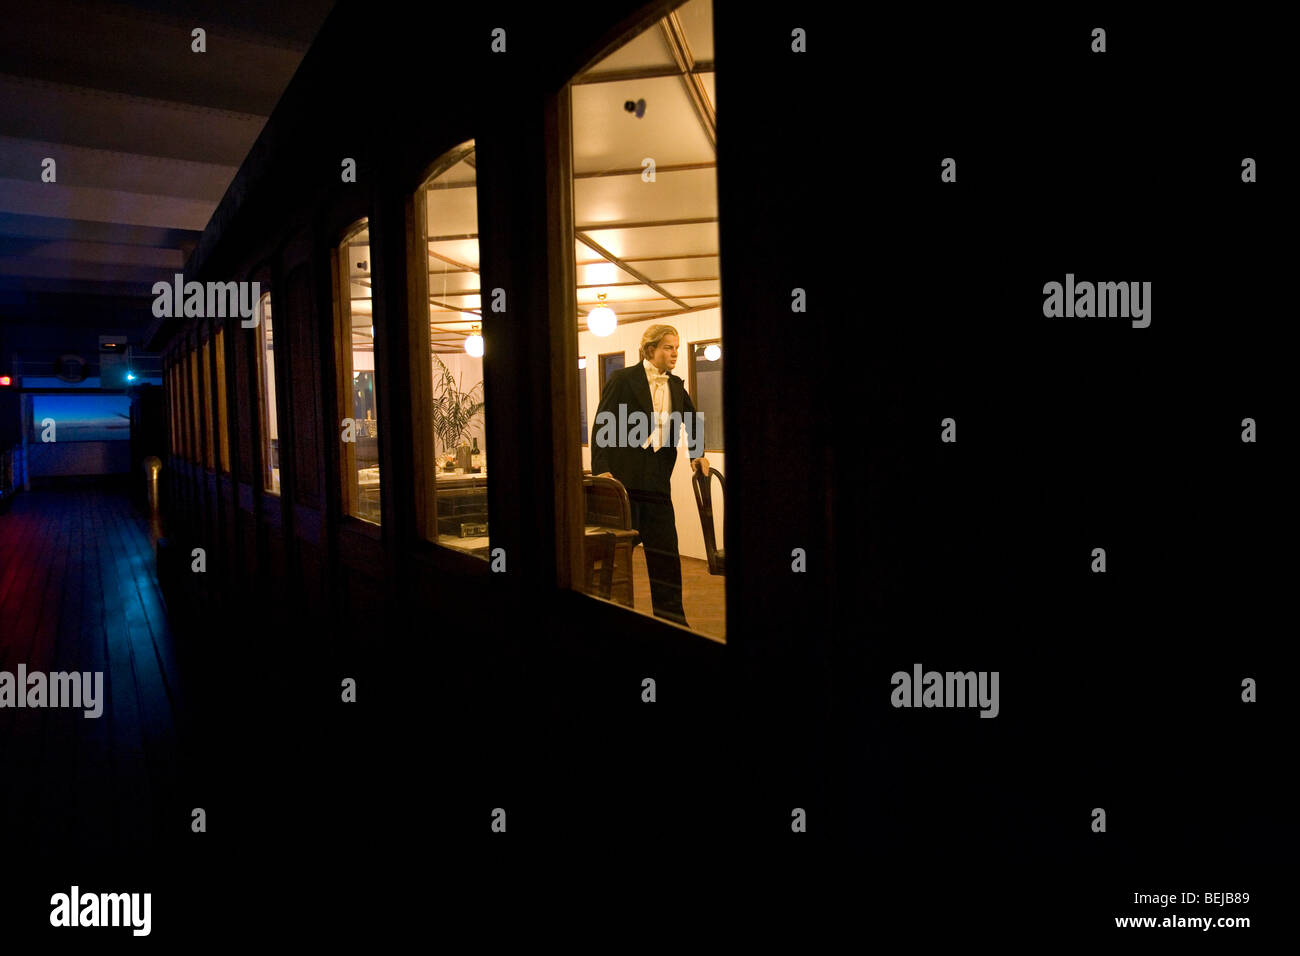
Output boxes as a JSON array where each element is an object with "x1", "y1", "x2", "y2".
[
  {"x1": 595, "y1": 472, "x2": 614, "y2": 479},
  {"x1": 692, "y1": 457, "x2": 710, "y2": 477}
]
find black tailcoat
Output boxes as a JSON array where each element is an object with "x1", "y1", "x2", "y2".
[{"x1": 591, "y1": 362, "x2": 702, "y2": 493}]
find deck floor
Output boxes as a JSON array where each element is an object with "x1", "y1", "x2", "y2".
[{"x1": 0, "y1": 486, "x2": 186, "y2": 861}]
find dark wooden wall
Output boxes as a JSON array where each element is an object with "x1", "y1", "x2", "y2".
[
  {"x1": 151, "y1": 0, "x2": 835, "y2": 848},
  {"x1": 107, "y1": 0, "x2": 1286, "y2": 928}
]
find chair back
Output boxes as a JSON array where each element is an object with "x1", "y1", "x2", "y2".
[
  {"x1": 582, "y1": 475, "x2": 632, "y2": 599},
  {"x1": 691, "y1": 467, "x2": 725, "y2": 575},
  {"x1": 584, "y1": 474, "x2": 632, "y2": 529}
]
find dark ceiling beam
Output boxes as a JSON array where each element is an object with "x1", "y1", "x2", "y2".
[
  {"x1": 575, "y1": 232, "x2": 690, "y2": 310},
  {"x1": 0, "y1": 1, "x2": 329, "y2": 113},
  {"x1": 661, "y1": 12, "x2": 716, "y2": 152},
  {"x1": 573, "y1": 61, "x2": 715, "y2": 85},
  {"x1": 574, "y1": 161, "x2": 715, "y2": 180},
  {"x1": 578, "y1": 277, "x2": 719, "y2": 288},
  {"x1": 581, "y1": 252, "x2": 717, "y2": 262},
  {"x1": 576, "y1": 300, "x2": 720, "y2": 332},
  {"x1": 0, "y1": 275, "x2": 159, "y2": 298},
  {"x1": 427, "y1": 249, "x2": 478, "y2": 275},
  {"x1": 0, "y1": 75, "x2": 270, "y2": 167},
  {"x1": 0, "y1": 212, "x2": 201, "y2": 248},
  {"x1": 578, "y1": 216, "x2": 717, "y2": 232}
]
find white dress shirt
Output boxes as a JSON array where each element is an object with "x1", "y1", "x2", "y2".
[{"x1": 642, "y1": 358, "x2": 670, "y2": 451}]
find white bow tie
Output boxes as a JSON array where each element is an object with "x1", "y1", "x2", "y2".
[{"x1": 649, "y1": 372, "x2": 668, "y2": 384}]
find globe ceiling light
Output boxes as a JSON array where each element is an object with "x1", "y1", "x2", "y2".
[
  {"x1": 465, "y1": 324, "x2": 484, "y2": 357},
  {"x1": 588, "y1": 292, "x2": 616, "y2": 337},
  {"x1": 704, "y1": 344, "x2": 721, "y2": 362}
]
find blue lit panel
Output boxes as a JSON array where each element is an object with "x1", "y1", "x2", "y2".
[{"x1": 30, "y1": 394, "x2": 132, "y2": 441}]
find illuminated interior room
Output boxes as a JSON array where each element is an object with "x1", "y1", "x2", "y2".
[{"x1": 571, "y1": 0, "x2": 725, "y2": 639}]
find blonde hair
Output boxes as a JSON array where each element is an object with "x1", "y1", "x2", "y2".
[{"x1": 639, "y1": 324, "x2": 680, "y2": 361}]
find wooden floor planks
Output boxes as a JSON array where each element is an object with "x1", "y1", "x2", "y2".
[{"x1": 0, "y1": 486, "x2": 185, "y2": 859}]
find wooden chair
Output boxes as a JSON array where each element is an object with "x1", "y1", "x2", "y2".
[
  {"x1": 582, "y1": 474, "x2": 639, "y2": 606},
  {"x1": 691, "y1": 466, "x2": 725, "y2": 575},
  {"x1": 589, "y1": 530, "x2": 616, "y2": 598}
]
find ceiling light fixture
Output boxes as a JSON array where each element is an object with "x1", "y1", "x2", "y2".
[
  {"x1": 465, "y1": 323, "x2": 484, "y2": 357},
  {"x1": 704, "y1": 344, "x2": 721, "y2": 362},
  {"x1": 588, "y1": 293, "x2": 616, "y2": 337}
]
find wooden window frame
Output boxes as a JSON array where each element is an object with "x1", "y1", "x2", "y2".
[
  {"x1": 200, "y1": 331, "x2": 214, "y2": 471},
  {"x1": 330, "y1": 219, "x2": 378, "y2": 527},
  {"x1": 253, "y1": 290, "x2": 280, "y2": 496},
  {"x1": 597, "y1": 351, "x2": 625, "y2": 396},
  {"x1": 687, "y1": 336, "x2": 723, "y2": 454},
  {"x1": 214, "y1": 325, "x2": 231, "y2": 474}
]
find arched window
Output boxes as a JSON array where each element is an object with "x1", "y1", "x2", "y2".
[
  {"x1": 335, "y1": 221, "x2": 379, "y2": 524},
  {"x1": 571, "y1": 0, "x2": 724, "y2": 638},
  {"x1": 187, "y1": 346, "x2": 202, "y2": 465},
  {"x1": 199, "y1": 335, "x2": 213, "y2": 470},
  {"x1": 253, "y1": 291, "x2": 279, "y2": 494},
  {"x1": 214, "y1": 326, "x2": 230, "y2": 473},
  {"x1": 412, "y1": 142, "x2": 488, "y2": 559}
]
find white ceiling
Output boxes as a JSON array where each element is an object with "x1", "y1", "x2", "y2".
[
  {"x1": 571, "y1": 0, "x2": 718, "y2": 333},
  {"x1": 414, "y1": 0, "x2": 718, "y2": 352}
]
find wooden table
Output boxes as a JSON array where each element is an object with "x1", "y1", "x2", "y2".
[{"x1": 436, "y1": 533, "x2": 490, "y2": 558}]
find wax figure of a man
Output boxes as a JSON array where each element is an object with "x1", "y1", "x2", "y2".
[{"x1": 592, "y1": 324, "x2": 710, "y2": 627}]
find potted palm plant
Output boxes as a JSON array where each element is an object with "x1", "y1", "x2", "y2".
[{"x1": 431, "y1": 353, "x2": 485, "y2": 472}]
